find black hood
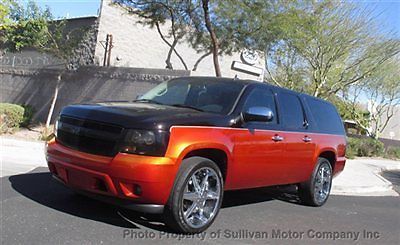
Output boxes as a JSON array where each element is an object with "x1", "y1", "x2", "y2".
[{"x1": 60, "y1": 102, "x2": 232, "y2": 130}]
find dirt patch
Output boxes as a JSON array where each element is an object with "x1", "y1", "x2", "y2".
[{"x1": 2, "y1": 125, "x2": 52, "y2": 142}]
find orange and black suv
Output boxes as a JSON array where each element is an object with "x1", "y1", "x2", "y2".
[{"x1": 46, "y1": 77, "x2": 346, "y2": 233}]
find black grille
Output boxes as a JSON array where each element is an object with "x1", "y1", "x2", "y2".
[{"x1": 56, "y1": 115, "x2": 123, "y2": 157}]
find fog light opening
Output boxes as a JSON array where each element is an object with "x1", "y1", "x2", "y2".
[
  {"x1": 94, "y1": 178, "x2": 108, "y2": 192},
  {"x1": 133, "y1": 184, "x2": 142, "y2": 196}
]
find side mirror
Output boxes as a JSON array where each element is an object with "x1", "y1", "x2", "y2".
[{"x1": 242, "y1": 107, "x2": 274, "y2": 122}]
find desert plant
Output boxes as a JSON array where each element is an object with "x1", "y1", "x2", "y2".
[
  {"x1": 20, "y1": 104, "x2": 35, "y2": 127},
  {"x1": 346, "y1": 137, "x2": 384, "y2": 158},
  {"x1": 0, "y1": 103, "x2": 24, "y2": 134},
  {"x1": 385, "y1": 147, "x2": 400, "y2": 160},
  {"x1": 345, "y1": 138, "x2": 357, "y2": 159},
  {"x1": 38, "y1": 124, "x2": 54, "y2": 141}
]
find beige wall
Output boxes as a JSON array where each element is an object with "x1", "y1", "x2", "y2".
[
  {"x1": 94, "y1": 0, "x2": 265, "y2": 80},
  {"x1": 380, "y1": 106, "x2": 400, "y2": 140}
]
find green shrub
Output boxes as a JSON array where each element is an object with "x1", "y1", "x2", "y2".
[
  {"x1": 386, "y1": 147, "x2": 400, "y2": 159},
  {"x1": 346, "y1": 138, "x2": 360, "y2": 158},
  {"x1": 21, "y1": 104, "x2": 35, "y2": 127},
  {"x1": 345, "y1": 139, "x2": 357, "y2": 159},
  {"x1": 361, "y1": 138, "x2": 384, "y2": 157},
  {"x1": 347, "y1": 137, "x2": 384, "y2": 158},
  {"x1": 0, "y1": 103, "x2": 25, "y2": 134}
]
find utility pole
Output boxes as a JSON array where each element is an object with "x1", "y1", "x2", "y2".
[
  {"x1": 100, "y1": 34, "x2": 114, "y2": 66},
  {"x1": 107, "y1": 34, "x2": 113, "y2": 66},
  {"x1": 102, "y1": 34, "x2": 109, "y2": 66}
]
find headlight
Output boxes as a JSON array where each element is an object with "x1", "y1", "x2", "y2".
[{"x1": 119, "y1": 129, "x2": 169, "y2": 156}]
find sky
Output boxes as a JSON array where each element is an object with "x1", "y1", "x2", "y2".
[
  {"x1": 26, "y1": 0, "x2": 102, "y2": 18},
  {"x1": 356, "y1": 0, "x2": 400, "y2": 37},
  {"x1": 25, "y1": 0, "x2": 400, "y2": 37}
]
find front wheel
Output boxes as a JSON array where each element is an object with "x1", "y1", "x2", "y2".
[
  {"x1": 298, "y1": 157, "x2": 333, "y2": 206},
  {"x1": 164, "y1": 157, "x2": 223, "y2": 233}
]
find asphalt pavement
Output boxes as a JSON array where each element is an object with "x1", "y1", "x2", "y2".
[
  {"x1": 1, "y1": 167, "x2": 399, "y2": 245},
  {"x1": 1, "y1": 137, "x2": 400, "y2": 244},
  {"x1": 382, "y1": 170, "x2": 400, "y2": 194}
]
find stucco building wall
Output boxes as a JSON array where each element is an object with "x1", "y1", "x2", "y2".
[
  {"x1": 94, "y1": 0, "x2": 264, "y2": 80},
  {"x1": 379, "y1": 106, "x2": 400, "y2": 140}
]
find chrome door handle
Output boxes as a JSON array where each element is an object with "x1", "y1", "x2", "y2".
[
  {"x1": 303, "y1": 136, "x2": 312, "y2": 142},
  {"x1": 272, "y1": 135, "x2": 284, "y2": 142}
]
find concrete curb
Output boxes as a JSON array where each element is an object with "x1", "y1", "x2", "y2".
[
  {"x1": 1, "y1": 137, "x2": 47, "y2": 177},
  {"x1": 331, "y1": 158, "x2": 400, "y2": 196},
  {"x1": 1, "y1": 137, "x2": 45, "y2": 149},
  {"x1": 331, "y1": 185, "x2": 396, "y2": 196}
]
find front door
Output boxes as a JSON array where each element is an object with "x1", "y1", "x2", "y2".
[{"x1": 230, "y1": 87, "x2": 286, "y2": 189}]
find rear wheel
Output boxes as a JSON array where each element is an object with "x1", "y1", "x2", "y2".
[
  {"x1": 298, "y1": 157, "x2": 332, "y2": 206},
  {"x1": 164, "y1": 157, "x2": 223, "y2": 233}
]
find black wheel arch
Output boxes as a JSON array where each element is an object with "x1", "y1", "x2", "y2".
[
  {"x1": 183, "y1": 148, "x2": 228, "y2": 181},
  {"x1": 319, "y1": 151, "x2": 336, "y2": 171}
]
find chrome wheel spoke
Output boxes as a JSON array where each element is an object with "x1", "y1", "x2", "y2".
[
  {"x1": 206, "y1": 190, "x2": 219, "y2": 200},
  {"x1": 314, "y1": 163, "x2": 332, "y2": 203},
  {"x1": 183, "y1": 191, "x2": 199, "y2": 201},
  {"x1": 182, "y1": 167, "x2": 221, "y2": 229},
  {"x1": 195, "y1": 208, "x2": 208, "y2": 225},
  {"x1": 200, "y1": 170, "x2": 210, "y2": 192},
  {"x1": 184, "y1": 202, "x2": 197, "y2": 219},
  {"x1": 191, "y1": 175, "x2": 202, "y2": 193},
  {"x1": 198, "y1": 213, "x2": 208, "y2": 224},
  {"x1": 314, "y1": 183, "x2": 322, "y2": 193}
]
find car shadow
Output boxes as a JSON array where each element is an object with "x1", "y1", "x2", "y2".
[
  {"x1": 7, "y1": 168, "x2": 139, "y2": 228},
  {"x1": 222, "y1": 184, "x2": 302, "y2": 208},
  {"x1": 8, "y1": 167, "x2": 303, "y2": 233}
]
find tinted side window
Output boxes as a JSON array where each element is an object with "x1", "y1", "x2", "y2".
[
  {"x1": 279, "y1": 92, "x2": 304, "y2": 130},
  {"x1": 243, "y1": 88, "x2": 277, "y2": 124},
  {"x1": 306, "y1": 98, "x2": 345, "y2": 135}
]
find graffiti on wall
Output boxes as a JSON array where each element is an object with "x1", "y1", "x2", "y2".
[{"x1": 0, "y1": 51, "x2": 64, "y2": 68}]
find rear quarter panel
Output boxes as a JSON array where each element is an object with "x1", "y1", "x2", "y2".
[{"x1": 311, "y1": 133, "x2": 347, "y2": 176}]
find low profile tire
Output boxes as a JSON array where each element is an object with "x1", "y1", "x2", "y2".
[
  {"x1": 164, "y1": 157, "x2": 224, "y2": 233},
  {"x1": 298, "y1": 157, "x2": 333, "y2": 207}
]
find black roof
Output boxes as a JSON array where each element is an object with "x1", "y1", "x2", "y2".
[
  {"x1": 175, "y1": 76, "x2": 257, "y2": 85},
  {"x1": 179, "y1": 76, "x2": 333, "y2": 105}
]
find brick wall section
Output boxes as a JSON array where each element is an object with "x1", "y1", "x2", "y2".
[{"x1": 0, "y1": 66, "x2": 189, "y2": 123}]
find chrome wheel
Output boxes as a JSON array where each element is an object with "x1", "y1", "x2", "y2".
[
  {"x1": 314, "y1": 163, "x2": 332, "y2": 204},
  {"x1": 181, "y1": 167, "x2": 221, "y2": 229}
]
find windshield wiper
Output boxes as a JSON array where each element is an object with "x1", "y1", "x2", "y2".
[
  {"x1": 133, "y1": 99, "x2": 163, "y2": 105},
  {"x1": 170, "y1": 104, "x2": 204, "y2": 112}
]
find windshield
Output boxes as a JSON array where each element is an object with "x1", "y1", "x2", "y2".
[{"x1": 138, "y1": 78, "x2": 245, "y2": 114}]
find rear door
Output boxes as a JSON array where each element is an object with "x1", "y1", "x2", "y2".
[
  {"x1": 231, "y1": 86, "x2": 286, "y2": 188},
  {"x1": 276, "y1": 91, "x2": 316, "y2": 184}
]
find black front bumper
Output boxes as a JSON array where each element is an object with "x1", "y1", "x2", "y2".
[{"x1": 52, "y1": 175, "x2": 164, "y2": 214}]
